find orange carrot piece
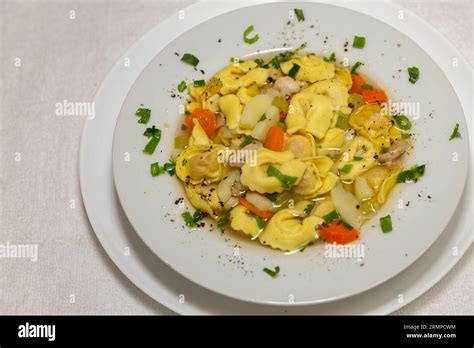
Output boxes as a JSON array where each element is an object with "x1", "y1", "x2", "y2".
[
  {"x1": 264, "y1": 125, "x2": 284, "y2": 151},
  {"x1": 239, "y1": 198, "x2": 273, "y2": 220},
  {"x1": 186, "y1": 108, "x2": 217, "y2": 135},
  {"x1": 350, "y1": 74, "x2": 365, "y2": 94},
  {"x1": 319, "y1": 221, "x2": 359, "y2": 244},
  {"x1": 362, "y1": 89, "x2": 388, "y2": 104}
]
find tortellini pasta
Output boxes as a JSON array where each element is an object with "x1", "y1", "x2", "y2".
[
  {"x1": 280, "y1": 55, "x2": 335, "y2": 83},
  {"x1": 240, "y1": 148, "x2": 306, "y2": 193},
  {"x1": 172, "y1": 49, "x2": 412, "y2": 251},
  {"x1": 259, "y1": 208, "x2": 324, "y2": 251}
]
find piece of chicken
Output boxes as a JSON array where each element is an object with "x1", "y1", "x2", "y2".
[
  {"x1": 273, "y1": 76, "x2": 306, "y2": 96},
  {"x1": 377, "y1": 140, "x2": 408, "y2": 164}
]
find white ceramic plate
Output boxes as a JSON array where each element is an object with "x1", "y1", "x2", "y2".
[
  {"x1": 81, "y1": 0, "x2": 472, "y2": 314},
  {"x1": 111, "y1": 1, "x2": 469, "y2": 305}
]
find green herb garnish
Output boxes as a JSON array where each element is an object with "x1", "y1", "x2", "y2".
[
  {"x1": 341, "y1": 164, "x2": 353, "y2": 174},
  {"x1": 255, "y1": 216, "x2": 266, "y2": 230},
  {"x1": 380, "y1": 215, "x2": 393, "y2": 233},
  {"x1": 351, "y1": 61, "x2": 364, "y2": 74},
  {"x1": 401, "y1": 133, "x2": 411, "y2": 139},
  {"x1": 258, "y1": 114, "x2": 267, "y2": 122},
  {"x1": 182, "y1": 209, "x2": 203, "y2": 228},
  {"x1": 449, "y1": 123, "x2": 461, "y2": 141},
  {"x1": 269, "y1": 43, "x2": 306, "y2": 69},
  {"x1": 150, "y1": 162, "x2": 165, "y2": 177},
  {"x1": 217, "y1": 214, "x2": 229, "y2": 229},
  {"x1": 352, "y1": 36, "x2": 366, "y2": 48},
  {"x1": 230, "y1": 57, "x2": 244, "y2": 64},
  {"x1": 135, "y1": 108, "x2": 151, "y2": 124},
  {"x1": 288, "y1": 63, "x2": 300, "y2": 78},
  {"x1": 303, "y1": 202, "x2": 315, "y2": 215},
  {"x1": 143, "y1": 136, "x2": 160, "y2": 155},
  {"x1": 323, "y1": 52, "x2": 336, "y2": 62},
  {"x1": 243, "y1": 25, "x2": 259, "y2": 44},
  {"x1": 267, "y1": 165, "x2": 298, "y2": 189},
  {"x1": 353, "y1": 156, "x2": 363, "y2": 161},
  {"x1": 395, "y1": 115, "x2": 412, "y2": 131},
  {"x1": 178, "y1": 80, "x2": 187, "y2": 92},
  {"x1": 263, "y1": 266, "x2": 280, "y2": 278},
  {"x1": 255, "y1": 58, "x2": 269, "y2": 68},
  {"x1": 294, "y1": 8, "x2": 305, "y2": 22},
  {"x1": 397, "y1": 164, "x2": 426, "y2": 183},
  {"x1": 408, "y1": 66, "x2": 420, "y2": 84},
  {"x1": 193, "y1": 80, "x2": 205, "y2": 87},
  {"x1": 143, "y1": 125, "x2": 161, "y2": 138},
  {"x1": 323, "y1": 210, "x2": 339, "y2": 223},
  {"x1": 267, "y1": 192, "x2": 279, "y2": 202},
  {"x1": 239, "y1": 134, "x2": 258, "y2": 148},
  {"x1": 163, "y1": 162, "x2": 176, "y2": 176},
  {"x1": 181, "y1": 123, "x2": 187, "y2": 131},
  {"x1": 181, "y1": 53, "x2": 199, "y2": 66}
]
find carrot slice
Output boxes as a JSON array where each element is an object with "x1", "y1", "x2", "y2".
[
  {"x1": 319, "y1": 221, "x2": 359, "y2": 244},
  {"x1": 264, "y1": 125, "x2": 284, "y2": 151},
  {"x1": 239, "y1": 198, "x2": 273, "y2": 220},
  {"x1": 362, "y1": 89, "x2": 388, "y2": 104},
  {"x1": 349, "y1": 74, "x2": 365, "y2": 94},
  {"x1": 186, "y1": 108, "x2": 217, "y2": 135}
]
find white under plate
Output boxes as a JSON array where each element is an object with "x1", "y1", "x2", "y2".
[
  {"x1": 111, "y1": 1, "x2": 469, "y2": 305},
  {"x1": 80, "y1": 0, "x2": 473, "y2": 314}
]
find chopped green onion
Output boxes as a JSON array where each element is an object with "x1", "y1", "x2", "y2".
[
  {"x1": 143, "y1": 125, "x2": 161, "y2": 138},
  {"x1": 180, "y1": 53, "x2": 199, "y2": 66},
  {"x1": 303, "y1": 202, "x2": 315, "y2": 215},
  {"x1": 255, "y1": 58, "x2": 269, "y2": 68},
  {"x1": 267, "y1": 165, "x2": 298, "y2": 189},
  {"x1": 143, "y1": 136, "x2": 160, "y2": 155},
  {"x1": 163, "y1": 162, "x2": 176, "y2": 176},
  {"x1": 269, "y1": 43, "x2": 306, "y2": 68},
  {"x1": 150, "y1": 162, "x2": 164, "y2": 177},
  {"x1": 449, "y1": 123, "x2": 461, "y2": 141},
  {"x1": 323, "y1": 210, "x2": 340, "y2": 223},
  {"x1": 258, "y1": 114, "x2": 267, "y2": 122},
  {"x1": 217, "y1": 214, "x2": 229, "y2": 229},
  {"x1": 239, "y1": 134, "x2": 258, "y2": 148},
  {"x1": 288, "y1": 63, "x2": 300, "y2": 78},
  {"x1": 361, "y1": 83, "x2": 373, "y2": 90},
  {"x1": 230, "y1": 57, "x2": 244, "y2": 64},
  {"x1": 267, "y1": 192, "x2": 279, "y2": 202},
  {"x1": 380, "y1": 215, "x2": 393, "y2": 233},
  {"x1": 294, "y1": 8, "x2": 305, "y2": 22},
  {"x1": 193, "y1": 80, "x2": 205, "y2": 87},
  {"x1": 401, "y1": 133, "x2": 411, "y2": 139},
  {"x1": 182, "y1": 209, "x2": 203, "y2": 228},
  {"x1": 353, "y1": 156, "x2": 363, "y2": 161},
  {"x1": 408, "y1": 66, "x2": 420, "y2": 84},
  {"x1": 299, "y1": 246, "x2": 306, "y2": 252},
  {"x1": 351, "y1": 61, "x2": 364, "y2": 74},
  {"x1": 341, "y1": 164, "x2": 353, "y2": 174},
  {"x1": 395, "y1": 115, "x2": 412, "y2": 131},
  {"x1": 255, "y1": 216, "x2": 266, "y2": 230},
  {"x1": 135, "y1": 108, "x2": 151, "y2": 124},
  {"x1": 323, "y1": 52, "x2": 336, "y2": 62},
  {"x1": 178, "y1": 80, "x2": 187, "y2": 92},
  {"x1": 181, "y1": 123, "x2": 187, "y2": 131},
  {"x1": 243, "y1": 25, "x2": 259, "y2": 44},
  {"x1": 352, "y1": 36, "x2": 366, "y2": 49},
  {"x1": 263, "y1": 266, "x2": 280, "y2": 278},
  {"x1": 336, "y1": 113, "x2": 349, "y2": 130},
  {"x1": 397, "y1": 164, "x2": 426, "y2": 183}
]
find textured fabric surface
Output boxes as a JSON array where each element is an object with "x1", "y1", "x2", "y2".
[{"x1": 0, "y1": 0, "x2": 472, "y2": 315}]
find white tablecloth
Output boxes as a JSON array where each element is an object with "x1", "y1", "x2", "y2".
[{"x1": 1, "y1": 0, "x2": 472, "y2": 315}]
